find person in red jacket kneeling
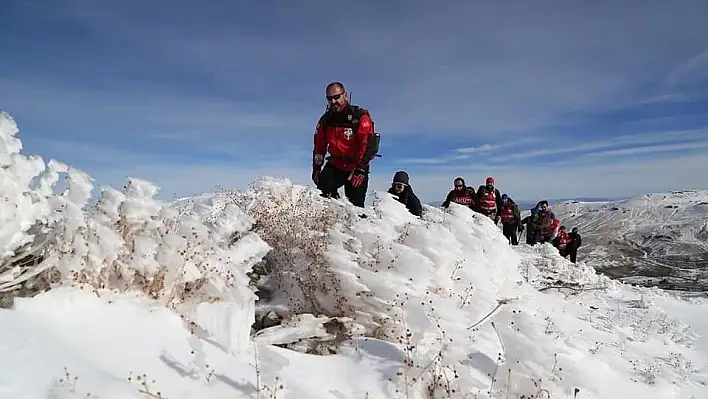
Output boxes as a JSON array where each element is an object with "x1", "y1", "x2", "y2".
[{"x1": 312, "y1": 82, "x2": 379, "y2": 208}]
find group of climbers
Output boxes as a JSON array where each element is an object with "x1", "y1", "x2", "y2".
[
  {"x1": 520, "y1": 201, "x2": 583, "y2": 263},
  {"x1": 441, "y1": 177, "x2": 522, "y2": 245},
  {"x1": 310, "y1": 81, "x2": 582, "y2": 262}
]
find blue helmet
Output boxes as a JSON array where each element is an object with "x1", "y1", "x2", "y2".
[{"x1": 501, "y1": 194, "x2": 509, "y2": 201}]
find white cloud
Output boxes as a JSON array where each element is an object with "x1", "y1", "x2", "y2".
[
  {"x1": 667, "y1": 48, "x2": 708, "y2": 89},
  {"x1": 394, "y1": 155, "x2": 469, "y2": 165},
  {"x1": 397, "y1": 150, "x2": 708, "y2": 203},
  {"x1": 504, "y1": 128, "x2": 708, "y2": 160},
  {"x1": 585, "y1": 141, "x2": 708, "y2": 157},
  {"x1": 26, "y1": 1, "x2": 708, "y2": 138},
  {"x1": 397, "y1": 139, "x2": 540, "y2": 165},
  {"x1": 0, "y1": 78, "x2": 318, "y2": 139},
  {"x1": 26, "y1": 134, "x2": 708, "y2": 206},
  {"x1": 454, "y1": 140, "x2": 540, "y2": 154}
]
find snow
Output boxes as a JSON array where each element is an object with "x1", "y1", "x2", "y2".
[
  {"x1": 0, "y1": 110, "x2": 707, "y2": 398},
  {"x1": 550, "y1": 191, "x2": 708, "y2": 291}
]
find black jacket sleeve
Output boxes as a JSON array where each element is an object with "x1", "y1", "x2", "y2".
[
  {"x1": 408, "y1": 193, "x2": 423, "y2": 217},
  {"x1": 441, "y1": 190, "x2": 454, "y2": 208},
  {"x1": 495, "y1": 189, "x2": 503, "y2": 217}
]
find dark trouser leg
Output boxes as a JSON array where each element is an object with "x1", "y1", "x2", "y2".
[
  {"x1": 344, "y1": 170, "x2": 369, "y2": 208},
  {"x1": 569, "y1": 249, "x2": 577, "y2": 263},
  {"x1": 526, "y1": 227, "x2": 536, "y2": 245},
  {"x1": 317, "y1": 163, "x2": 349, "y2": 199},
  {"x1": 502, "y1": 224, "x2": 518, "y2": 245}
]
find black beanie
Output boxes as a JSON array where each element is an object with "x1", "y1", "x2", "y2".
[{"x1": 393, "y1": 171, "x2": 410, "y2": 185}]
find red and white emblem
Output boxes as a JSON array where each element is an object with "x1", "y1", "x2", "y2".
[{"x1": 344, "y1": 128, "x2": 354, "y2": 140}]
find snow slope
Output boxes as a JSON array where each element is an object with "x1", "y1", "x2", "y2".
[
  {"x1": 551, "y1": 192, "x2": 708, "y2": 291},
  {"x1": 0, "y1": 110, "x2": 707, "y2": 399}
]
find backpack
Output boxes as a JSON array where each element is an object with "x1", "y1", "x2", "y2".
[{"x1": 321, "y1": 105, "x2": 381, "y2": 163}]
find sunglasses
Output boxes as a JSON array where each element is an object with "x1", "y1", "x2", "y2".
[
  {"x1": 326, "y1": 93, "x2": 345, "y2": 101},
  {"x1": 454, "y1": 184, "x2": 464, "y2": 188}
]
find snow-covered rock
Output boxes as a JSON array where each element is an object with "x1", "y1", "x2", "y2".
[
  {"x1": 0, "y1": 111, "x2": 707, "y2": 398},
  {"x1": 551, "y1": 191, "x2": 708, "y2": 291}
]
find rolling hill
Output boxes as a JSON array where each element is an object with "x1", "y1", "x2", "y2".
[{"x1": 550, "y1": 190, "x2": 708, "y2": 292}]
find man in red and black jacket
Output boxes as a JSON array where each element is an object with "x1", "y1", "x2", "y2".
[
  {"x1": 312, "y1": 82, "x2": 378, "y2": 208},
  {"x1": 441, "y1": 177, "x2": 477, "y2": 210},
  {"x1": 476, "y1": 177, "x2": 502, "y2": 220}
]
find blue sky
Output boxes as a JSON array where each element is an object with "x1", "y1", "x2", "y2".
[{"x1": 2, "y1": 0, "x2": 708, "y2": 203}]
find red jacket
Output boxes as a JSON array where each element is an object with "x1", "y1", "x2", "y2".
[
  {"x1": 539, "y1": 215, "x2": 560, "y2": 237},
  {"x1": 313, "y1": 105, "x2": 374, "y2": 172},
  {"x1": 556, "y1": 230, "x2": 571, "y2": 250},
  {"x1": 442, "y1": 188, "x2": 476, "y2": 209}
]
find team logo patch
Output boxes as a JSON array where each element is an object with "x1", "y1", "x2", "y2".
[
  {"x1": 344, "y1": 128, "x2": 354, "y2": 140},
  {"x1": 360, "y1": 119, "x2": 371, "y2": 129}
]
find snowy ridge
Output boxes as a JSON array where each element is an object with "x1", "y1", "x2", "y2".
[
  {"x1": 0, "y1": 110, "x2": 707, "y2": 399},
  {"x1": 551, "y1": 191, "x2": 708, "y2": 291}
]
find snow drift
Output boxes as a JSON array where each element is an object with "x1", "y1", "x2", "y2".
[
  {"x1": 1, "y1": 110, "x2": 707, "y2": 399},
  {"x1": 552, "y1": 192, "x2": 708, "y2": 291}
]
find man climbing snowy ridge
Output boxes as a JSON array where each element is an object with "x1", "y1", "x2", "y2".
[
  {"x1": 312, "y1": 82, "x2": 378, "y2": 208},
  {"x1": 441, "y1": 177, "x2": 477, "y2": 210},
  {"x1": 386, "y1": 171, "x2": 423, "y2": 217},
  {"x1": 497, "y1": 194, "x2": 523, "y2": 245},
  {"x1": 476, "y1": 177, "x2": 502, "y2": 220}
]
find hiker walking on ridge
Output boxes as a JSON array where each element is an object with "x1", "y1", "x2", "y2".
[
  {"x1": 476, "y1": 177, "x2": 502, "y2": 220},
  {"x1": 521, "y1": 200, "x2": 547, "y2": 245},
  {"x1": 387, "y1": 171, "x2": 423, "y2": 217},
  {"x1": 536, "y1": 202, "x2": 560, "y2": 244},
  {"x1": 441, "y1": 177, "x2": 476, "y2": 210},
  {"x1": 567, "y1": 227, "x2": 582, "y2": 263},
  {"x1": 497, "y1": 194, "x2": 523, "y2": 245},
  {"x1": 312, "y1": 82, "x2": 380, "y2": 208},
  {"x1": 553, "y1": 225, "x2": 572, "y2": 257}
]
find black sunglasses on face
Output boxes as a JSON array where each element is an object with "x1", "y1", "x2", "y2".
[
  {"x1": 454, "y1": 184, "x2": 464, "y2": 188},
  {"x1": 326, "y1": 93, "x2": 345, "y2": 101}
]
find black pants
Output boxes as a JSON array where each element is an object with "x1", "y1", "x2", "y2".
[
  {"x1": 316, "y1": 162, "x2": 368, "y2": 208},
  {"x1": 525, "y1": 226, "x2": 539, "y2": 245},
  {"x1": 568, "y1": 248, "x2": 578, "y2": 263},
  {"x1": 502, "y1": 223, "x2": 518, "y2": 245}
]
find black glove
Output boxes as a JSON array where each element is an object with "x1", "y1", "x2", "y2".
[{"x1": 349, "y1": 168, "x2": 366, "y2": 188}]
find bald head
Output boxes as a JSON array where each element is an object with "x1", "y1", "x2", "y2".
[
  {"x1": 326, "y1": 81, "x2": 345, "y2": 92},
  {"x1": 325, "y1": 81, "x2": 348, "y2": 110}
]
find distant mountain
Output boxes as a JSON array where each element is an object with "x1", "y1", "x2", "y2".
[
  {"x1": 550, "y1": 189, "x2": 708, "y2": 292},
  {"x1": 427, "y1": 197, "x2": 618, "y2": 211}
]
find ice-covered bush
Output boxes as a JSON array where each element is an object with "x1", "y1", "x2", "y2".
[
  {"x1": 0, "y1": 112, "x2": 270, "y2": 322},
  {"x1": 215, "y1": 180, "x2": 557, "y2": 395}
]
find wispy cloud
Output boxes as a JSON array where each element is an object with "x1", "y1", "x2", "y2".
[
  {"x1": 586, "y1": 140, "x2": 708, "y2": 157},
  {"x1": 2, "y1": 1, "x2": 708, "y2": 202},
  {"x1": 399, "y1": 150, "x2": 708, "y2": 203},
  {"x1": 55, "y1": 141, "x2": 708, "y2": 205},
  {"x1": 397, "y1": 139, "x2": 539, "y2": 165},
  {"x1": 503, "y1": 128, "x2": 708, "y2": 161},
  {"x1": 667, "y1": 48, "x2": 708, "y2": 89}
]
